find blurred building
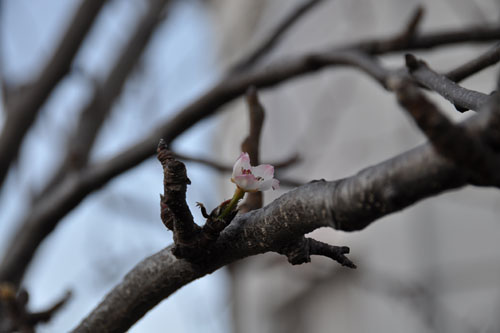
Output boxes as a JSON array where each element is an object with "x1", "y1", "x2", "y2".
[{"x1": 207, "y1": 1, "x2": 500, "y2": 332}]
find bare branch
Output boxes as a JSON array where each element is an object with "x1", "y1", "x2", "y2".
[
  {"x1": 391, "y1": 77, "x2": 500, "y2": 185},
  {"x1": 25, "y1": 291, "x2": 72, "y2": 325},
  {"x1": 72, "y1": 88, "x2": 500, "y2": 331},
  {"x1": 352, "y1": 25, "x2": 500, "y2": 55},
  {"x1": 41, "y1": 0, "x2": 172, "y2": 197},
  {"x1": 390, "y1": 5, "x2": 425, "y2": 46},
  {"x1": 229, "y1": 0, "x2": 326, "y2": 73},
  {"x1": 173, "y1": 151, "x2": 300, "y2": 173},
  {"x1": 279, "y1": 237, "x2": 356, "y2": 268},
  {"x1": 3, "y1": 13, "x2": 500, "y2": 288},
  {"x1": 0, "y1": 0, "x2": 107, "y2": 189},
  {"x1": 239, "y1": 87, "x2": 266, "y2": 212},
  {"x1": 0, "y1": 283, "x2": 71, "y2": 332},
  {"x1": 157, "y1": 140, "x2": 201, "y2": 258},
  {"x1": 405, "y1": 54, "x2": 489, "y2": 111},
  {"x1": 0, "y1": 0, "x2": 172, "y2": 288},
  {"x1": 445, "y1": 42, "x2": 500, "y2": 83},
  {"x1": 69, "y1": 129, "x2": 478, "y2": 331},
  {"x1": 306, "y1": 50, "x2": 391, "y2": 88}
]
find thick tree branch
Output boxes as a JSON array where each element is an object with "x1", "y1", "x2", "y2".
[
  {"x1": 70, "y1": 140, "x2": 472, "y2": 332},
  {"x1": 0, "y1": 0, "x2": 107, "y2": 189},
  {"x1": 73, "y1": 92, "x2": 500, "y2": 332},
  {"x1": 3, "y1": 13, "x2": 500, "y2": 288}
]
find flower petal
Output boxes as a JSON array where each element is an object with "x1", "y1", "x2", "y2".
[
  {"x1": 257, "y1": 178, "x2": 273, "y2": 191},
  {"x1": 251, "y1": 164, "x2": 274, "y2": 179},
  {"x1": 234, "y1": 174, "x2": 260, "y2": 191},
  {"x1": 232, "y1": 152, "x2": 251, "y2": 178},
  {"x1": 231, "y1": 153, "x2": 279, "y2": 192}
]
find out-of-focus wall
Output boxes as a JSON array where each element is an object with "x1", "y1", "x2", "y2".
[{"x1": 207, "y1": 1, "x2": 500, "y2": 332}]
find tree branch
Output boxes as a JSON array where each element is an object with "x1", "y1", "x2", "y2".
[
  {"x1": 0, "y1": 283, "x2": 71, "y2": 332},
  {"x1": 0, "y1": 0, "x2": 172, "y2": 288},
  {"x1": 278, "y1": 237, "x2": 356, "y2": 268},
  {"x1": 391, "y1": 77, "x2": 500, "y2": 185},
  {"x1": 173, "y1": 151, "x2": 299, "y2": 173},
  {"x1": 229, "y1": 0, "x2": 326, "y2": 73},
  {"x1": 72, "y1": 89, "x2": 500, "y2": 332},
  {"x1": 239, "y1": 86, "x2": 265, "y2": 212},
  {"x1": 445, "y1": 42, "x2": 500, "y2": 83},
  {"x1": 405, "y1": 54, "x2": 490, "y2": 112},
  {"x1": 42, "y1": 0, "x2": 172, "y2": 196},
  {"x1": 0, "y1": 0, "x2": 107, "y2": 189},
  {"x1": 3, "y1": 11, "x2": 500, "y2": 288}
]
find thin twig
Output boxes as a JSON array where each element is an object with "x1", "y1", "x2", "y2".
[
  {"x1": 40, "y1": 0, "x2": 172, "y2": 199},
  {"x1": 445, "y1": 42, "x2": 500, "y2": 83},
  {"x1": 229, "y1": 0, "x2": 326, "y2": 73},
  {"x1": 173, "y1": 151, "x2": 300, "y2": 173},
  {"x1": 240, "y1": 86, "x2": 265, "y2": 212},
  {"x1": 405, "y1": 54, "x2": 490, "y2": 111},
  {"x1": 390, "y1": 77, "x2": 500, "y2": 184},
  {"x1": 390, "y1": 5, "x2": 425, "y2": 46}
]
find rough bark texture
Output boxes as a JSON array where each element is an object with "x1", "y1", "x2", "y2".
[{"x1": 73, "y1": 96, "x2": 500, "y2": 331}]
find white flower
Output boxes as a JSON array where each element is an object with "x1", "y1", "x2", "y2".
[{"x1": 231, "y1": 152, "x2": 280, "y2": 192}]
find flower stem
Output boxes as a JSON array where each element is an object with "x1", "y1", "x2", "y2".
[{"x1": 219, "y1": 187, "x2": 245, "y2": 219}]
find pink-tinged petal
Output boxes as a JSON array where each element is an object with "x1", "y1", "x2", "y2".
[
  {"x1": 232, "y1": 152, "x2": 251, "y2": 177},
  {"x1": 231, "y1": 153, "x2": 279, "y2": 192},
  {"x1": 258, "y1": 178, "x2": 280, "y2": 191},
  {"x1": 257, "y1": 179, "x2": 273, "y2": 191},
  {"x1": 234, "y1": 174, "x2": 260, "y2": 191},
  {"x1": 251, "y1": 164, "x2": 274, "y2": 179}
]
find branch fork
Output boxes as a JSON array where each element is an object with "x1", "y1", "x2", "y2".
[
  {"x1": 0, "y1": 283, "x2": 71, "y2": 332},
  {"x1": 157, "y1": 140, "x2": 237, "y2": 261},
  {"x1": 156, "y1": 88, "x2": 355, "y2": 269}
]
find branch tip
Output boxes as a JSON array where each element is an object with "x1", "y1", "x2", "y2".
[
  {"x1": 405, "y1": 53, "x2": 420, "y2": 71},
  {"x1": 405, "y1": 6, "x2": 425, "y2": 36}
]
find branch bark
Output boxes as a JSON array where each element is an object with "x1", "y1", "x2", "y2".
[
  {"x1": 72, "y1": 105, "x2": 494, "y2": 331},
  {"x1": 71, "y1": 88, "x2": 500, "y2": 332},
  {"x1": 3, "y1": 8, "x2": 500, "y2": 290},
  {"x1": 405, "y1": 54, "x2": 490, "y2": 111}
]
